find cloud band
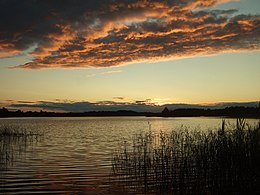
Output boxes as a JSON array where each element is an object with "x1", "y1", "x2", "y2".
[{"x1": 0, "y1": 0, "x2": 259, "y2": 69}]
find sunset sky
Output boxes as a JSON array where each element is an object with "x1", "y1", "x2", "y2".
[{"x1": 0, "y1": 0, "x2": 259, "y2": 112}]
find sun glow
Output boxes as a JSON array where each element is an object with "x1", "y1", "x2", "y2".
[{"x1": 151, "y1": 98, "x2": 172, "y2": 106}]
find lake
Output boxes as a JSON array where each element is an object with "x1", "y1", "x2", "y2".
[{"x1": 0, "y1": 117, "x2": 258, "y2": 194}]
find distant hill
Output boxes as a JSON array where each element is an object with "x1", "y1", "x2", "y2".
[{"x1": 1, "y1": 106, "x2": 259, "y2": 118}]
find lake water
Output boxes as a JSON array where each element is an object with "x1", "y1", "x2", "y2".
[{"x1": 0, "y1": 117, "x2": 258, "y2": 194}]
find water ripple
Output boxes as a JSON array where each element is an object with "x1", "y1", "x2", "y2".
[{"x1": 0, "y1": 117, "x2": 258, "y2": 194}]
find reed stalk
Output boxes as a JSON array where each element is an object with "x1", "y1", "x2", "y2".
[{"x1": 111, "y1": 119, "x2": 260, "y2": 194}]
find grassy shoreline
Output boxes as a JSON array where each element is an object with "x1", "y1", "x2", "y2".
[{"x1": 111, "y1": 119, "x2": 260, "y2": 194}]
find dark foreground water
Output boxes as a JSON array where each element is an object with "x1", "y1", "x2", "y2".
[{"x1": 0, "y1": 117, "x2": 258, "y2": 194}]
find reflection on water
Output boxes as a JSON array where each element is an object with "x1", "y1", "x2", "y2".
[{"x1": 0, "y1": 117, "x2": 258, "y2": 194}]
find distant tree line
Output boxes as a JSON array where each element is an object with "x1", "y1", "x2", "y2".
[
  {"x1": 0, "y1": 108, "x2": 149, "y2": 118},
  {"x1": 0, "y1": 106, "x2": 260, "y2": 118},
  {"x1": 161, "y1": 106, "x2": 260, "y2": 118}
]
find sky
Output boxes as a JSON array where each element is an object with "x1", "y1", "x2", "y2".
[{"x1": 0, "y1": 0, "x2": 259, "y2": 112}]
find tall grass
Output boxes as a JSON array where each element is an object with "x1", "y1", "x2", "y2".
[
  {"x1": 111, "y1": 119, "x2": 260, "y2": 194},
  {"x1": 0, "y1": 125, "x2": 42, "y2": 170}
]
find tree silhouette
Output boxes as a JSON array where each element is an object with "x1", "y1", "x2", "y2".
[{"x1": 162, "y1": 107, "x2": 170, "y2": 116}]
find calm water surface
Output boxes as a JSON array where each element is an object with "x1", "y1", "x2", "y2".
[{"x1": 0, "y1": 117, "x2": 258, "y2": 194}]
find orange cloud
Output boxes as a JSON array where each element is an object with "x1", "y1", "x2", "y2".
[{"x1": 0, "y1": 0, "x2": 259, "y2": 69}]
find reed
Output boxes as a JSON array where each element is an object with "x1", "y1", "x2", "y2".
[
  {"x1": 0, "y1": 125, "x2": 42, "y2": 170},
  {"x1": 0, "y1": 126, "x2": 38, "y2": 137},
  {"x1": 111, "y1": 119, "x2": 260, "y2": 194}
]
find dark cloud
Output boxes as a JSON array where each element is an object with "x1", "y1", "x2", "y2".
[
  {"x1": 113, "y1": 97, "x2": 126, "y2": 100},
  {"x1": 8, "y1": 101, "x2": 160, "y2": 112},
  {"x1": 6, "y1": 100, "x2": 259, "y2": 112},
  {"x1": 0, "y1": 0, "x2": 259, "y2": 69}
]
